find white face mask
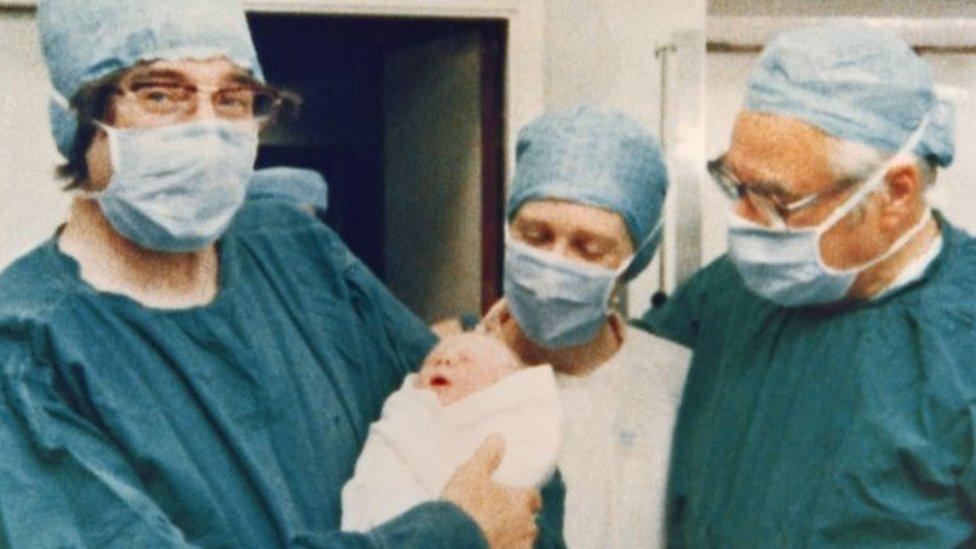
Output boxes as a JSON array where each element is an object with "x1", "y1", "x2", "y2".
[
  {"x1": 52, "y1": 89, "x2": 259, "y2": 253},
  {"x1": 503, "y1": 220, "x2": 662, "y2": 348},
  {"x1": 83, "y1": 119, "x2": 259, "y2": 253},
  {"x1": 727, "y1": 115, "x2": 932, "y2": 307}
]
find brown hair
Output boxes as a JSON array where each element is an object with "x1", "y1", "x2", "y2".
[{"x1": 56, "y1": 71, "x2": 124, "y2": 190}]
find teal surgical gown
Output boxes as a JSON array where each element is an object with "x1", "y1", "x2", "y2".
[
  {"x1": 638, "y1": 214, "x2": 976, "y2": 547},
  {"x1": 0, "y1": 202, "x2": 564, "y2": 548}
]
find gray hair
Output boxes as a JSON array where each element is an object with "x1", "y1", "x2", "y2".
[
  {"x1": 827, "y1": 138, "x2": 936, "y2": 224},
  {"x1": 828, "y1": 138, "x2": 937, "y2": 189}
]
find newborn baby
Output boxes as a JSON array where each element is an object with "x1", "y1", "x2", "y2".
[
  {"x1": 341, "y1": 333, "x2": 561, "y2": 531},
  {"x1": 415, "y1": 333, "x2": 520, "y2": 404}
]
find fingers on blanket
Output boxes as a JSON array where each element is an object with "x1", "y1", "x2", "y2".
[
  {"x1": 467, "y1": 434, "x2": 506, "y2": 475},
  {"x1": 507, "y1": 486, "x2": 542, "y2": 514}
]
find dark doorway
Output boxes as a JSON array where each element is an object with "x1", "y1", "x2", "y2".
[{"x1": 248, "y1": 14, "x2": 506, "y2": 322}]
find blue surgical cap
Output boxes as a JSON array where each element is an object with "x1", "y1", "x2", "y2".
[
  {"x1": 746, "y1": 24, "x2": 954, "y2": 167},
  {"x1": 38, "y1": 0, "x2": 263, "y2": 158},
  {"x1": 506, "y1": 105, "x2": 668, "y2": 281},
  {"x1": 248, "y1": 167, "x2": 329, "y2": 212}
]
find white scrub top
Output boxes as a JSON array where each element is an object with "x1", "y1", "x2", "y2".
[{"x1": 556, "y1": 324, "x2": 690, "y2": 548}]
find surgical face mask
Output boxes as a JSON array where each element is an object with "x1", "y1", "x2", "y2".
[
  {"x1": 504, "y1": 222, "x2": 661, "y2": 349},
  {"x1": 727, "y1": 115, "x2": 932, "y2": 307},
  {"x1": 83, "y1": 119, "x2": 258, "y2": 252}
]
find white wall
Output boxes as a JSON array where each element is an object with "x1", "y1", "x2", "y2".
[
  {"x1": 0, "y1": 10, "x2": 70, "y2": 268},
  {"x1": 545, "y1": 0, "x2": 705, "y2": 121},
  {"x1": 543, "y1": 0, "x2": 707, "y2": 316},
  {"x1": 702, "y1": 51, "x2": 751, "y2": 264},
  {"x1": 921, "y1": 54, "x2": 976, "y2": 233}
]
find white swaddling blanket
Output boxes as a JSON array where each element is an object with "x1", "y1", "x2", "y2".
[{"x1": 340, "y1": 365, "x2": 561, "y2": 531}]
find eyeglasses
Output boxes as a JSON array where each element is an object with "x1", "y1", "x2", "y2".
[
  {"x1": 115, "y1": 80, "x2": 284, "y2": 124},
  {"x1": 707, "y1": 156, "x2": 834, "y2": 223}
]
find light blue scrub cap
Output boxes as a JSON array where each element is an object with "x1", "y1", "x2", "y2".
[
  {"x1": 506, "y1": 104, "x2": 668, "y2": 281},
  {"x1": 746, "y1": 24, "x2": 954, "y2": 167},
  {"x1": 248, "y1": 167, "x2": 329, "y2": 212},
  {"x1": 38, "y1": 0, "x2": 263, "y2": 158}
]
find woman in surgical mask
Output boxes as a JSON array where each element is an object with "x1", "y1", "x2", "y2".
[{"x1": 480, "y1": 105, "x2": 691, "y2": 549}]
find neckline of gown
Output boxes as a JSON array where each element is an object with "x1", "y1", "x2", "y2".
[{"x1": 42, "y1": 229, "x2": 240, "y2": 315}]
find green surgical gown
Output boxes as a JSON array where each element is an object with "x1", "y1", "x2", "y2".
[
  {"x1": 0, "y1": 202, "x2": 564, "y2": 548},
  {"x1": 638, "y1": 214, "x2": 976, "y2": 547}
]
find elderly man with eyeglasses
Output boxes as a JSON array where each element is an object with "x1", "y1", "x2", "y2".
[
  {"x1": 639, "y1": 25, "x2": 976, "y2": 546},
  {"x1": 0, "y1": 0, "x2": 565, "y2": 547}
]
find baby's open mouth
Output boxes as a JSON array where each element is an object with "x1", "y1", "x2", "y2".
[{"x1": 430, "y1": 375, "x2": 450, "y2": 387}]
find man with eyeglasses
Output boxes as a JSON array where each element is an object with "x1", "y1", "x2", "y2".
[
  {"x1": 0, "y1": 0, "x2": 562, "y2": 547},
  {"x1": 638, "y1": 25, "x2": 976, "y2": 546}
]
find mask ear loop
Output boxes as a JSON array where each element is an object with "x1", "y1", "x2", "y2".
[
  {"x1": 52, "y1": 88, "x2": 116, "y2": 200},
  {"x1": 89, "y1": 119, "x2": 123, "y2": 176},
  {"x1": 816, "y1": 112, "x2": 932, "y2": 234},
  {"x1": 815, "y1": 112, "x2": 936, "y2": 275},
  {"x1": 50, "y1": 88, "x2": 72, "y2": 111},
  {"x1": 615, "y1": 216, "x2": 665, "y2": 277},
  {"x1": 606, "y1": 220, "x2": 665, "y2": 321},
  {"x1": 51, "y1": 87, "x2": 116, "y2": 131},
  {"x1": 823, "y1": 208, "x2": 934, "y2": 276}
]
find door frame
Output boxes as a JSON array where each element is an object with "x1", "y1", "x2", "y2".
[
  {"x1": 252, "y1": 1, "x2": 543, "y2": 312},
  {"x1": 242, "y1": 0, "x2": 546, "y2": 184}
]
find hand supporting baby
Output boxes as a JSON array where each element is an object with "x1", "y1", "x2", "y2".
[
  {"x1": 442, "y1": 434, "x2": 542, "y2": 549},
  {"x1": 341, "y1": 331, "x2": 547, "y2": 547}
]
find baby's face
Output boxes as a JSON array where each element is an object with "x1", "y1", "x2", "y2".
[{"x1": 416, "y1": 333, "x2": 519, "y2": 405}]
